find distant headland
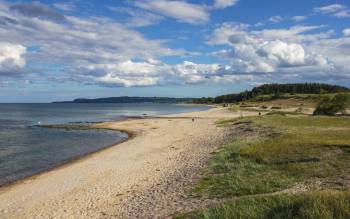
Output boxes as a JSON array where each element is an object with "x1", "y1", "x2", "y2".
[
  {"x1": 53, "y1": 83, "x2": 349, "y2": 104},
  {"x1": 52, "y1": 96, "x2": 193, "y2": 104}
]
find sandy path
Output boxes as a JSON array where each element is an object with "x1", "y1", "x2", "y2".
[{"x1": 0, "y1": 107, "x2": 258, "y2": 218}]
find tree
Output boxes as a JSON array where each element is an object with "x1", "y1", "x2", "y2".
[
  {"x1": 333, "y1": 94, "x2": 350, "y2": 114},
  {"x1": 313, "y1": 94, "x2": 349, "y2": 116},
  {"x1": 214, "y1": 83, "x2": 349, "y2": 104}
]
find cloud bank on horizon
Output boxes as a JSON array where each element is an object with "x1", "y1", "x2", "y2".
[{"x1": 0, "y1": 0, "x2": 349, "y2": 95}]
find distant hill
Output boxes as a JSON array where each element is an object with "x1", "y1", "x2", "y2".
[
  {"x1": 53, "y1": 96, "x2": 193, "y2": 104},
  {"x1": 192, "y1": 83, "x2": 350, "y2": 104},
  {"x1": 53, "y1": 83, "x2": 349, "y2": 104}
]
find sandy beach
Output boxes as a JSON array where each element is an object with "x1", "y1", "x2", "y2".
[{"x1": 0, "y1": 107, "x2": 258, "y2": 219}]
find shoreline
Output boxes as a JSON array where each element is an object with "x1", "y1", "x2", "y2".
[
  {"x1": 0, "y1": 105, "x2": 211, "y2": 190},
  {"x1": 0, "y1": 106, "x2": 211, "y2": 191},
  {"x1": 0, "y1": 106, "x2": 259, "y2": 218},
  {"x1": 0, "y1": 129, "x2": 133, "y2": 190}
]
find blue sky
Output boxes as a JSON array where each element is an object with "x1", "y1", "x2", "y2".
[{"x1": 0, "y1": 0, "x2": 349, "y2": 102}]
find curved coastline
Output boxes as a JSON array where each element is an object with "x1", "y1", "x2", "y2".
[
  {"x1": 0, "y1": 105, "x2": 210, "y2": 191},
  {"x1": 0, "y1": 126, "x2": 133, "y2": 191},
  {"x1": 0, "y1": 106, "x2": 259, "y2": 218}
]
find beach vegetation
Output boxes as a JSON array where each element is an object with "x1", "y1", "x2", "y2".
[
  {"x1": 313, "y1": 93, "x2": 349, "y2": 116},
  {"x1": 213, "y1": 83, "x2": 349, "y2": 104},
  {"x1": 177, "y1": 114, "x2": 350, "y2": 218},
  {"x1": 176, "y1": 192, "x2": 350, "y2": 219}
]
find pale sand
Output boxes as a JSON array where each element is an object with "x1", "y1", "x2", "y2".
[{"x1": 0, "y1": 107, "x2": 258, "y2": 219}]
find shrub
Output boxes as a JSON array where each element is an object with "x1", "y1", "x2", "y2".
[
  {"x1": 295, "y1": 107, "x2": 303, "y2": 113},
  {"x1": 271, "y1": 106, "x2": 282, "y2": 109},
  {"x1": 229, "y1": 104, "x2": 240, "y2": 112},
  {"x1": 313, "y1": 94, "x2": 349, "y2": 116}
]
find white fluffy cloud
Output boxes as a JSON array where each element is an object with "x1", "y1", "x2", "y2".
[
  {"x1": 88, "y1": 60, "x2": 223, "y2": 87},
  {"x1": 314, "y1": 4, "x2": 350, "y2": 18},
  {"x1": 0, "y1": 1, "x2": 240, "y2": 87},
  {"x1": 53, "y1": 3, "x2": 75, "y2": 12},
  {"x1": 0, "y1": 1, "x2": 348, "y2": 88},
  {"x1": 268, "y1": 15, "x2": 307, "y2": 24},
  {"x1": 0, "y1": 1, "x2": 249, "y2": 87},
  {"x1": 108, "y1": 6, "x2": 164, "y2": 27},
  {"x1": 258, "y1": 41, "x2": 306, "y2": 67},
  {"x1": 174, "y1": 61, "x2": 221, "y2": 84},
  {"x1": 0, "y1": 2, "x2": 188, "y2": 72},
  {"x1": 97, "y1": 74, "x2": 161, "y2": 87},
  {"x1": 343, "y1": 28, "x2": 350, "y2": 37},
  {"x1": 90, "y1": 59, "x2": 168, "y2": 87},
  {"x1": 0, "y1": 1, "x2": 197, "y2": 86},
  {"x1": 208, "y1": 22, "x2": 338, "y2": 77},
  {"x1": 213, "y1": 0, "x2": 239, "y2": 9},
  {"x1": 314, "y1": 4, "x2": 345, "y2": 13},
  {"x1": 254, "y1": 25, "x2": 333, "y2": 43},
  {"x1": 82, "y1": 19, "x2": 346, "y2": 87},
  {"x1": 0, "y1": 42, "x2": 26, "y2": 74},
  {"x1": 308, "y1": 37, "x2": 350, "y2": 72},
  {"x1": 269, "y1": 15, "x2": 283, "y2": 23},
  {"x1": 134, "y1": 0, "x2": 239, "y2": 24},
  {"x1": 135, "y1": 0, "x2": 209, "y2": 24},
  {"x1": 291, "y1": 16, "x2": 307, "y2": 22},
  {"x1": 208, "y1": 22, "x2": 250, "y2": 45}
]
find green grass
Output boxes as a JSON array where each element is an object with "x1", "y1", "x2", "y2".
[
  {"x1": 177, "y1": 191, "x2": 350, "y2": 219},
  {"x1": 229, "y1": 104, "x2": 240, "y2": 112},
  {"x1": 179, "y1": 114, "x2": 350, "y2": 218},
  {"x1": 253, "y1": 115, "x2": 350, "y2": 129},
  {"x1": 194, "y1": 136, "x2": 295, "y2": 197},
  {"x1": 265, "y1": 111, "x2": 287, "y2": 116},
  {"x1": 196, "y1": 115, "x2": 350, "y2": 197}
]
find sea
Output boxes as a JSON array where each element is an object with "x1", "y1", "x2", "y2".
[{"x1": 0, "y1": 103, "x2": 209, "y2": 186}]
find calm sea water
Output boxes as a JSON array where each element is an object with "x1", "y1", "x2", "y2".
[{"x1": 0, "y1": 103, "x2": 209, "y2": 186}]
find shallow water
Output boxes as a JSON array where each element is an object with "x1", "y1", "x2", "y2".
[{"x1": 0, "y1": 103, "x2": 209, "y2": 186}]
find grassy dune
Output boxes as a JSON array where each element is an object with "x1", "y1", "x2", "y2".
[
  {"x1": 176, "y1": 114, "x2": 350, "y2": 218},
  {"x1": 231, "y1": 92, "x2": 350, "y2": 111},
  {"x1": 247, "y1": 92, "x2": 350, "y2": 107}
]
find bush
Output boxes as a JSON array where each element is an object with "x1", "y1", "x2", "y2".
[
  {"x1": 313, "y1": 94, "x2": 349, "y2": 116},
  {"x1": 295, "y1": 107, "x2": 303, "y2": 113},
  {"x1": 271, "y1": 106, "x2": 282, "y2": 109},
  {"x1": 229, "y1": 104, "x2": 240, "y2": 112}
]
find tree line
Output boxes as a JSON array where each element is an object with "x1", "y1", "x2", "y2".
[{"x1": 191, "y1": 83, "x2": 350, "y2": 104}]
